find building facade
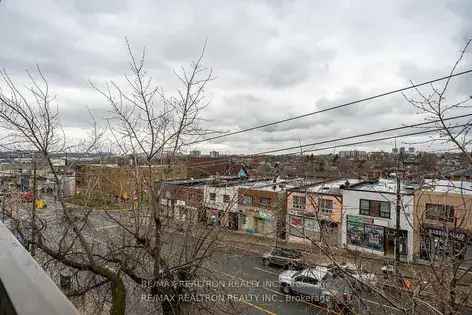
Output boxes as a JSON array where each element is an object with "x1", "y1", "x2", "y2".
[
  {"x1": 413, "y1": 180, "x2": 472, "y2": 263},
  {"x1": 203, "y1": 179, "x2": 241, "y2": 229},
  {"x1": 341, "y1": 179, "x2": 415, "y2": 262},
  {"x1": 286, "y1": 179, "x2": 359, "y2": 244},
  {"x1": 159, "y1": 179, "x2": 207, "y2": 223}
]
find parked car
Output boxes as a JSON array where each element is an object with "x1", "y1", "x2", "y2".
[
  {"x1": 279, "y1": 267, "x2": 353, "y2": 309},
  {"x1": 262, "y1": 247, "x2": 304, "y2": 269},
  {"x1": 21, "y1": 191, "x2": 33, "y2": 202}
]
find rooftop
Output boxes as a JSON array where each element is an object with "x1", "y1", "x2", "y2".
[
  {"x1": 345, "y1": 178, "x2": 418, "y2": 194},
  {"x1": 239, "y1": 178, "x2": 314, "y2": 192},
  {"x1": 307, "y1": 179, "x2": 361, "y2": 194},
  {"x1": 420, "y1": 179, "x2": 472, "y2": 195}
]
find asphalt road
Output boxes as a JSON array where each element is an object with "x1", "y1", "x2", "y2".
[
  {"x1": 26, "y1": 198, "x2": 413, "y2": 314},
  {"x1": 207, "y1": 252, "x2": 325, "y2": 315}
]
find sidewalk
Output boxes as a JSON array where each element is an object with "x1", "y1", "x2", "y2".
[{"x1": 213, "y1": 228, "x2": 433, "y2": 279}]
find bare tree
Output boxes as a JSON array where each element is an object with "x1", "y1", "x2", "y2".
[
  {"x1": 0, "y1": 66, "x2": 130, "y2": 315},
  {"x1": 403, "y1": 39, "x2": 472, "y2": 165},
  {"x1": 89, "y1": 39, "x2": 242, "y2": 315}
]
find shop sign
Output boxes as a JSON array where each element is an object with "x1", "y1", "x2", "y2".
[
  {"x1": 427, "y1": 228, "x2": 466, "y2": 241},
  {"x1": 347, "y1": 215, "x2": 373, "y2": 225},
  {"x1": 256, "y1": 210, "x2": 271, "y2": 220},
  {"x1": 290, "y1": 216, "x2": 303, "y2": 226}
]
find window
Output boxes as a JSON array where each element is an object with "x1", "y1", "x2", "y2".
[
  {"x1": 359, "y1": 199, "x2": 390, "y2": 218},
  {"x1": 209, "y1": 193, "x2": 216, "y2": 201},
  {"x1": 380, "y1": 202, "x2": 390, "y2": 218},
  {"x1": 241, "y1": 195, "x2": 253, "y2": 206},
  {"x1": 360, "y1": 199, "x2": 370, "y2": 216},
  {"x1": 292, "y1": 196, "x2": 306, "y2": 209},
  {"x1": 259, "y1": 197, "x2": 271, "y2": 208},
  {"x1": 223, "y1": 194, "x2": 230, "y2": 203},
  {"x1": 425, "y1": 203, "x2": 454, "y2": 222},
  {"x1": 320, "y1": 199, "x2": 333, "y2": 214},
  {"x1": 294, "y1": 276, "x2": 318, "y2": 285},
  {"x1": 239, "y1": 214, "x2": 246, "y2": 225}
]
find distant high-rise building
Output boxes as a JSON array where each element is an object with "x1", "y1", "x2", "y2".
[
  {"x1": 210, "y1": 151, "x2": 219, "y2": 158},
  {"x1": 339, "y1": 150, "x2": 367, "y2": 160},
  {"x1": 399, "y1": 147, "x2": 406, "y2": 154},
  {"x1": 408, "y1": 147, "x2": 415, "y2": 154},
  {"x1": 189, "y1": 150, "x2": 201, "y2": 157}
]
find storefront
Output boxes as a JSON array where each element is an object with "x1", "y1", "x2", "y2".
[
  {"x1": 420, "y1": 226, "x2": 472, "y2": 261},
  {"x1": 239, "y1": 209, "x2": 273, "y2": 236},
  {"x1": 288, "y1": 212, "x2": 320, "y2": 239},
  {"x1": 346, "y1": 215, "x2": 408, "y2": 256}
]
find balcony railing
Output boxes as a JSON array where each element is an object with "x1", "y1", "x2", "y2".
[{"x1": 0, "y1": 222, "x2": 79, "y2": 315}]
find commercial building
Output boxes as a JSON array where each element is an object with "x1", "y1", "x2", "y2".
[
  {"x1": 286, "y1": 179, "x2": 360, "y2": 244},
  {"x1": 237, "y1": 178, "x2": 306, "y2": 239},
  {"x1": 76, "y1": 163, "x2": 186, "y2": 199},
  {"x1": 414, "y1": 180, "x2": 472, "y2": 263},
  {"x1": 159, "y1": 178, "x2": 208, "y2": 223},
  {"x1": 203, "y1": 177, "x2": 246, "y2": 229},
  {"x1": 341, "y1": 179, "x2": 416, "y2": 262}
]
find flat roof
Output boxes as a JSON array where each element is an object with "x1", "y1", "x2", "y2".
[
  {"x1": 420, "y1": 179, "x2": 472, "y2": 195},
  {"x1": 304, "y1": 179, "x2": 361, "y2": 194},
  {"x1": 239, "y1": 178, "x2": 313, "y2": 192},
  {"x1": 345, "y1": 178, "x2": 417, "y2": 194}
]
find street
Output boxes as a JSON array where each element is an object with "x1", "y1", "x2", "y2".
[{"x1": 24, "y1": 198, "x2": 417, "y2": 314}]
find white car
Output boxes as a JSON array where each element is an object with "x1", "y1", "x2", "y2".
[
  {"x1": 328, "y1": 262, "x2": 377, "y2": 289},
  {"x1": 279, "y1": 267, "x2": 352, "y2": 305}
]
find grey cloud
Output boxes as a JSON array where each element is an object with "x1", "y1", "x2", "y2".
[{"x1": 0, "y1": 0, "x2": 471, "y2": 154}]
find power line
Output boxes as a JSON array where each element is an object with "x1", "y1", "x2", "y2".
[
  {"x1": 300, "y1": 123, "x2": 468, "y2": 155},
  {"x1": 182, "y1": 113, "x2": 471, "y2": 166},
  {"x1": 253, "y1": 113, "x2": 472, "y2": 155},
  {"x1": 138, "y1": 122, "x2": 468, "y2": 183},
  {"x1": 185, "y1": 68, "x2": 472, "y2": 145}
]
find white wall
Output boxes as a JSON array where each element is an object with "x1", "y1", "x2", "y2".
[
  {"x1": 341, "y1": 189, "x2": 414, "y2": 261},
  {"x1": 203, "y1": 185, "x2": 239, "y2": 213}
]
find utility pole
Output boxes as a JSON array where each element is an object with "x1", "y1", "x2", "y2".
[
  {"x1": 394, "y1": 149, "x2": 403, "y2": 268},
  {"x1": 31, "y1": 153, "x2": 37, "y2": 256},
  {"x1": 395, "y1": 174, "x2": 401, "y2": 265}
]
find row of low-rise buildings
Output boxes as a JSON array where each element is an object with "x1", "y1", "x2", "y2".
[{"x1": 158, "y1": 175, "x2": 472, "y2": 264}]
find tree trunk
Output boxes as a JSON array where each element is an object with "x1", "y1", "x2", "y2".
[{"x1": 110, "y1": 278, "x2": 126, "y2": 315}]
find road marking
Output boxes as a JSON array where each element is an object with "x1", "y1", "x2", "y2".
[
  {"x1": 214, "y1": 268, "x2": 336, "y2": 313},
  {"x1": 241, "y1": 300, "x2": 277, "y2": 315},
  {"x1": 263, "y1": 287, "x2": 283, "y2": 296},
  {"x1": 253, "y1": 267, "x2": 278, "y2": 276}
]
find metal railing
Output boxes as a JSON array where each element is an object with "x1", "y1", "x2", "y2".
[{"x1": 0, "y1": 222, "x2": 79, "y2": 315}]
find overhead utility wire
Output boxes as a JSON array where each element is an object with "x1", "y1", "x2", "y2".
[
  {"x1": 254, "y1": 113, "x2": 472, "y2": 155},
  {"x1": 185, "y1": 68, "x2": 472, "y2": 145},
  {"x1": 300, "y1": 123, "x2": 468, "y2": 155},
  {"x1": 177, "y1": 113, "x2": 472, "y2": 167},
  {"x1": 158, "y1": 123, "x2": 468, "y2": 175}
]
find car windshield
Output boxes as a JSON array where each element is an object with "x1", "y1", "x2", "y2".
[
  {"x1": 277, "y1": 248, "x2": 302, "y2": 258},
  {"x1": 292, "y1": 271, "x2": 303, "y2": 278}
]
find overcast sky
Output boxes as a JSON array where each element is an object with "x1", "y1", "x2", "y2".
[{"x1": 0, "y1": 0, "x2": 471, "y2": 155}]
